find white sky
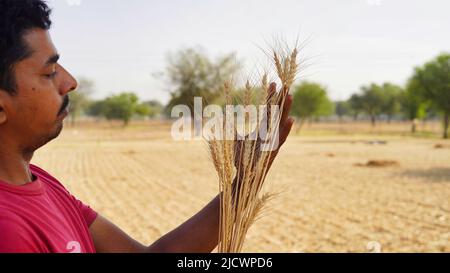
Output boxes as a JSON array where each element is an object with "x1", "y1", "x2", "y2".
[{"x1": 46, "y1": 0, "x2": 450, "y2": 103}]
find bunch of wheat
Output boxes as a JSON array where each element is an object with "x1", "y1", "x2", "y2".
[{"x1": 207, "y1": 48, "x2": 298, "y2": 253}]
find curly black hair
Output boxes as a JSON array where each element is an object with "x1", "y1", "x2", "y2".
[{"x1": 0, "y1": 0, "x2": 52, "y2": 94}]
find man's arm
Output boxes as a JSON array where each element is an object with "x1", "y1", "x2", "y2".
[{"x1": 89, "y1": 194, "x2": 220, "y2": 253}]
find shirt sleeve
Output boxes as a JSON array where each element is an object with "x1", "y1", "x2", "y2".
[{"x1": 72, "y1": 197, "x2": 98, "y2": 227}]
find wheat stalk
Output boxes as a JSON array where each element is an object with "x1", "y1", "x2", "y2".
[{"x1": 207, "y1": 47, "x2": 298, "y2": 253}]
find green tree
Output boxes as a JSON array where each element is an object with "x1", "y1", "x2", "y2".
[
  {"x1": 359, "y1": 83, "x2": 385, "y2": 127},
  {"x1": 335, "y1": 100, "x2": 350, "y2": 122},
  {"x1": 401, "y1": 78, "x2": 427, "y2": 133},
  {"x1": 135, "y1": 103, "x2": 151, "y2": 117},
  {"x1": 103, "y1": 93, "x2": 138, "y2": 125},
  {"x1": 86, "y1": 100, "x2": 106, "y2": 118},
  {"x1": 410, "y1": 53, "x2": 450, "y2": 138},
  {"x1": 69, "y1": 77, "x2": 93, "y2": 126},
  {"x1": 90, "y1": 92, "x2": 149, "y2": 126},
  {"x1": 165, "y1": 47, "x2": 239, "y2": 116},
  {"x1": 292, "y1": 82, "x2": 333, "y2": 130},
  {"x1": 380, "y1": 82, "x2": 402, "y2": 123},
  {"x1": 348, "y1": 93, "x2": 364, "y2": 121},
  {"x1": 144, "y1": 100, "x2": 164, "y2": 118}
]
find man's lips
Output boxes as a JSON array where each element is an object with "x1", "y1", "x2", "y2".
[
  {"x1": 57, "y1": 104, "x2": 70, "y2": 120},
  {"x1": 58, "y1": 96, "x2": 70, "y2": 117}
]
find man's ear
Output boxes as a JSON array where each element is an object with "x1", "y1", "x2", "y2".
[{"x1": 0, "y1": 91, "x2": 9, "y2": 125}]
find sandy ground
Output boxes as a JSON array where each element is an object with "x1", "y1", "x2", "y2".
[{"x1": 32, "y1": 121, "x2": 450, "y2": 252}]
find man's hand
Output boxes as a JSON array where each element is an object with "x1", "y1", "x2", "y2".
[
  {"x1": 233, "y1": 82, "x2": 294, "y2": 189},
  {"x1": 265, "y1": 82, "x2": 295, "y2": 168}
]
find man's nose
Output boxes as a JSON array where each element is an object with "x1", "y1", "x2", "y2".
[{"x1": 58, "y1": 65, "x2": 78, "y2": 95}]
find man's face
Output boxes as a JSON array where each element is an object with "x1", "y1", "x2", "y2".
[{"x1": 0, "y1": 28, "x2": 77, "y2": 153}]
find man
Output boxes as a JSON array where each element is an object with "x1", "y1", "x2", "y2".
[{"x1": 0, "y1": 0, "x2": 294, "y2": 253}]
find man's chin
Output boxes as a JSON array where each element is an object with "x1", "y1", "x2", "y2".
[
  {"x1": 41, "y1": 122, "x2": 64, "y2": 146},
  {"x1": 51, "y1": 122, "x2": 64, "y2": 140},
  {"x1": 24, "y1": 122, "x2": 64, "y2": 155}
]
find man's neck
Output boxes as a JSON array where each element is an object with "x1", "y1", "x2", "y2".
[{"x1": 0, "y1": 142, "x2": 34, "y2": 186}]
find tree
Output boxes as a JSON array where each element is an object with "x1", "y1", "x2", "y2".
[
  {"x1": 89, "y1": 92, "x2": 150, "y2": 126},
  {"x1": 348, "y1": 93, "x2": 364, "y2": 121},
  {"x1": 359, "y1": 83, "x2": 385, "y2": 126},
  {"x1": 165, "y1": 47, "x2": 240, "y2": 116},
  {"x1": 410, "y1": 53, "x2": 450, "y2": 139},
  {"x1": 86, "y1": 100, "x2": 107, "y2": 121},
  {"x1": 401, "y1": 78, "x2": 427, "y2": 133},
  {"x1": 144, "y1": 100, "x2": 164, "y2": 118},
  {"x1": 103, "y1": 93, "x2": 138, "y2": 125},
  {"x1": 69, "y1": 77, "x2": 93, "y2": 126},
  {"x1": 335, "y1": 100, "x2": 350, "y2": 122},
  {"x1": 380, "y1": 83, "x2": 402, "y2": 123},
  {"x1": 135, "y1": 103, "x2": 151, "y2": 117},
  {"x1": 291, "y1": 82, "x2": 333, "y2": 130}
]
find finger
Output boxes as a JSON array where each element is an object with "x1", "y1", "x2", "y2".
[
  {"x1": 266, "y1": 116, "x2": 293, "y2": 172},
  {"x1": 279, "y1": 94, "x2": 293, "y2": 129},
  {"x1": 266, "y1": 82, "x2": 277, "y2": 105},
  {"x1": 267, "y1": 117, "x2": 291, "y2": 168},
  {"x1": 279, "y1": 117, "x2": 294, "y2": 146}
]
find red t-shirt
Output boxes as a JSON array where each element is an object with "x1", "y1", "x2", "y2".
[{"x1": 0, "y1": 164, "x2": 97, "y2": 253}]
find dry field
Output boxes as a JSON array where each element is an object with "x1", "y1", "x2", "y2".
[{"x1": 32, "y1": 121, "x2": 450, "y2": 252}]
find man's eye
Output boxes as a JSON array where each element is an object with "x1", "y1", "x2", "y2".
[{"x1": 45, "y1": 71, "x2": 58, "y2": 79}]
